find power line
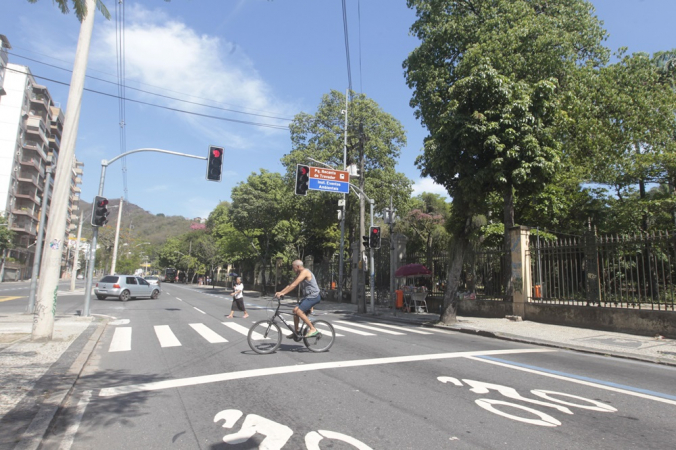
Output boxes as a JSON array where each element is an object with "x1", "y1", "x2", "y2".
[
  {"x1": 8, "y1": 52, "x2": 294, "y2": 121},
  {"x1": 341, "y1": 0, "x2": 353, "y2": 94},
  {"x1": 116, "y1": 0, "x2": 129, "y2": 202},
  {"x1": 5, "y1": 66, "x2": 289, "y2": 130}
]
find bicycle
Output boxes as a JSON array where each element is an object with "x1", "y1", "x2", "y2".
[{"x1": 247, "y1": 296, "x2": 336, "y2": 354}]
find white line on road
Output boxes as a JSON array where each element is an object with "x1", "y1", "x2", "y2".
[
  {"x1": 366, "y1": 322, "x2": 433, "y2": 335},
  {"x1": 108, "y1": 327, "x2": 131, "y2": 352},
  {"x1": 331, "y1": 323, "x2": 376, "y2": 336},
  {"x1": 222, "y1": 321, "x2": 260, "y2": 338},
  {"x1": 176, "y1": 298, "x2": 183, "y2": 301},
  {"x1": 194, "y1": 307, "x2": 206, "y2": 314},
  {"x1": 467, "y1": 355, "x2": 676, "y2": 407},
  {"x1": 99, "y1": 348, "x2": 554, "y2": 397},
  {"x1": 335, "y1": 320, "x2": 405, "y2": 335},
  {"x1": 154, "y1": 325, "x2": 181, "y2": 347},
  {"x1": 58, "y1": 390, "x2": 91, "y2": 450},
  {"x1": 190, "y1": 323, "x2": 228, "y2": 343}
]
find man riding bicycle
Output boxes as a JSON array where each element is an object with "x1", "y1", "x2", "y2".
[{"x1": 275, "y1": 260, "x2": 321, "y2": 338}]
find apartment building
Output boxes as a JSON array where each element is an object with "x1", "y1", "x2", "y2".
[
  {"x1": 0, "y1": 35, "x2": 9, "y2": 97},
  {"x1": 0, "y1": 63, "x2": 83, "y2": 281}
]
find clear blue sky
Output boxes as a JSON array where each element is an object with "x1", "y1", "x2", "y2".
[{"x1": 1, "y1": 0, "x2": 675, "y2": 219}]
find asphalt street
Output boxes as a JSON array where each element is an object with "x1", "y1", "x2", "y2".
[{"x1": 3, "y1": 282, "x2": 676, "y2": 449}]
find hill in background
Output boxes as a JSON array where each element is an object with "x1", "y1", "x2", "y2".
[{"x1": 78, "y1": 198, "x2": 196, "y2": 246}]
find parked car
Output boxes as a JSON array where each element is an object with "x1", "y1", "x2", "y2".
[
  {"x1": 95, "y1": 275, "x2": 160, "y2": 301},
  {"x1": 144, "y1": 276, "x2": 161, "y2": 289}
]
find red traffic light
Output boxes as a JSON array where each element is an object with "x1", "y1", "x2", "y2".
[
  {"x1": 373, "y1": 228, "x2": 379, "y2": 234},
  {"x1": 301, "y1": 167, "x2": 308, "y2": 175},
  {"x1": 97, "y1": 198, "x2": 109, "y2": 207},
  {"x1": 212, "y1": 149, "x2": 222, "y2": 158}
]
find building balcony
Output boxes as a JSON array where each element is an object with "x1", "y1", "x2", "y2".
[
  {"x1": 17, "y1": 172, "x2": 42, "y2": 189},
  {"x1": 25, "y1": 116, "x2": 49, "y2": 146},
  {"x1": 15, "y1": 189, "x2": 41, "y2": 205},
  {"x1": 49, "y1": 133, "x2": 61, "y2": 148},
  {"x1": 74, "y1": 167, "x2": 83, "y2": 176},
  {"x1": 19, "y1": 156, "x2": 45, "y2": 177},
  {"x1": 10, "y1": 222, "x2": 37, "y2": 236},
  {"x1": 30, "y1": 92, "x2": 50, "y2": 111},
  {"x1": 12, "y1": 207, "x2": 38, "y2": 221},
  {"x1": 74, "y1": 176, "x2": 82, "y2": 185},
  {"x1": 70, "y1": 214, "x2": 78, "y2": 222},
  {"x1": 22, "y1": 140, "x2": 47, "y2": 161},
  {"x1": 71, "y1": 186, "x2": 81, "y2": 194}
]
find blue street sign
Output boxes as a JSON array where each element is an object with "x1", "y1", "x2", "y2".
[{"x1": 309, "y1": 178, "x2": 350, "y2": 193}]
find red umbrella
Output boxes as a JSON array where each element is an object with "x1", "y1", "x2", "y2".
[{"x1": 395, "y1": 264, "x2": 432, "y2": 278}]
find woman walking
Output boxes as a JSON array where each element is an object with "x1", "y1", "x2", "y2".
[{"x1": 226, "y1": 277, "x2": 248, "y2": 318}]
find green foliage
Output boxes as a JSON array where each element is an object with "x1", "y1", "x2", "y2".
[
  {"x1": 26, "y1": 0, "x2": 112, "y2": 21},
  {"x1": 0, "y1": 216, "x2": 14, "y2": 253}
]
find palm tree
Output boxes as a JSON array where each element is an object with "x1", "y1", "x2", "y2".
[{"x1": 26, "y1": 0, "x2": 111, "y2": 21}]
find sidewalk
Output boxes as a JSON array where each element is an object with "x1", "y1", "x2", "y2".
[{"x1": 0, "y1": 314, "x2": 105, "y2": 449}]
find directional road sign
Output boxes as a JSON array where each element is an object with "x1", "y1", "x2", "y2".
[{"x1": 308, "y1": 167, "x2": 350, "y2": 193}]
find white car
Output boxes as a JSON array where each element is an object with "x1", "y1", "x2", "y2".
[{"x1": 144, "y1": 276, "x2": 161, "y2": 289}]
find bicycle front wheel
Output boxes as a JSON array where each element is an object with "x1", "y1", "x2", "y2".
[
  {"x1": 248, "y1": 320, "x2": 282, "y2": 354},
  {"x1": 303, "y1": 320, "x2": 335, "y2": 352}
]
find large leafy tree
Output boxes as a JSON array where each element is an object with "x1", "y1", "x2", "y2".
[
  {"x1": 282, "y1": 90, "x2": 412, "y2": 266},
  {"x1": 26, "y1": 0, "x2": 111, "y2": 20},
  {"x1": 404, "y1": 0, "x2": 608, "y2": 323},
  {"x1": 230, "y1": 170, "x2": 290, "y2": 294}
]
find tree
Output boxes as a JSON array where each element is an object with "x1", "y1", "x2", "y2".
[
  {"x1": 26, "y1": 0, "x2": 111, "y2": 20},
  {"x1": 0, "y1": 216, "x2": 14, "y2": 254},
  {"x1": 399, "y1": 193, "x2": 449, "y2": 273},
  {"x1": 404, "y1": 0, "x2": 609, "y2": 323},
  {"x1": 230, "y1": 170, "x2": 290, "y2": 294},
  {"x1": 281, "y1": 90, "x2": 412, "y2": 272}
]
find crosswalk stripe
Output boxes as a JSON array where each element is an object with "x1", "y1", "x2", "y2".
[
  {"x1": 190, "y1": 323, "x2": 228, "y2": 343},
  {"x1": 109, "y1": 327, "x2": 131, "y2": 352},
  {"x1": 154, "y1": 325, "x2": 182, "y2": 347},
  {"x1": 331, "y1": 323, "x2": 375, "y2": 336},
  {"x1": 222, "y1": 322, "x2": 258, "y2": 338},
  {"x1": 280, "y1": 318, "x2": 344, "y2": 337},
  {"x1": 366, "y1": 322, "x2": 433, "y2": 335},
  {"x1": 336, "y1": 320, "x2": 405, "y2": 335}
]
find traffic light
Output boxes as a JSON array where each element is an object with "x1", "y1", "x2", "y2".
[
  {"x1": 295, "y1": 164, "x2": 309, "y2": 195},
  {"x1": 362, "y1": 235, "x2": 370, "y2": 249},
  {"x1": 206, "y1": 146, "x2": 224, "y2": 181},
  {"x1": 369, "y1": 226, "x2": 381, "y2": 249},
  {"x1": 91, "y1": 196, "x2": 109, "y2": 227}
]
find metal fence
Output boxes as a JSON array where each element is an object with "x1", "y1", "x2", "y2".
[{"x1": 530, "y1": 231, "x2": 676, "y2": 311}]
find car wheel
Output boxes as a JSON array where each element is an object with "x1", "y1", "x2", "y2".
[
  {"x1": 151, "y1": 289, "x2": 160, "y2": 299},
  {"x1": 120, "y1": 290, "x2": 130, "y2": 302},
  {"x1": 96, "y1": 295, "x2": 106, "y2": 300}
]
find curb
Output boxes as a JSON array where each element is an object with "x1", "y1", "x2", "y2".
[{"x1": 13, "y1": 317, "x2": 109, "y2": 450}]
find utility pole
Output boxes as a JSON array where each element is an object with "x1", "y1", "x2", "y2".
[
  {"x1": 338, "y1": 90, "x2": 348, "y2": 302},
  {"x1": 27, "y1": 165, "x2": 53, "y2": 313},
  {"x1": 33, "y1": 0, "x2": 96, "y2": 340},
  {"x1": 109, "y1": 197, "x2": 124, "y2": 275},
  {"x1": 70, "y1": 214, "x2": 83, "y2": 291},
  {"x1": 357, "y1": 122, "x2": 366, "y2": 313}
]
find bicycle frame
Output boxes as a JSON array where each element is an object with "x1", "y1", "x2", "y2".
[{"x1": 267, "y1": 297, "x2": 307, "y2": 338}]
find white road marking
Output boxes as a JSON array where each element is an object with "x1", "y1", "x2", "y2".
[
  {"x1": 194, "y1": 307, "x2": 206, "y2": 314},
  {"x1": 222, "y1": 322, "x2": 265, "y2": 339},
  {"x1": 108, "y1": 327, "x2": 131, "y2": 352},
  {"x1": 366, "y1": 322, "x2": 433, "y2": 335},
  {"x1": 331, "y1": 323, "x2": 375, "y2": 336},
  {"x1": 336, "y1": 321, "x2": 405, "y2": 335},
  {"x1": 190, "y1": 323, "x2": 228, "y2": 343},
  {"x1": 109, "y1": 319, "x2": 130, "y2": 326},
  {"x1": 176, "y1": 297, "x2": 183, "y2": 301},
  {"x1": 99, "y1": 348, "x2": 554, "y2": 397},
  {"x1": 58, "y1": 390, "x2": 91, "y2": 450},
  {"x1": 467, "y1": 356, "x2": 676, "y2": 407},
  {"x1": 154, "y1": 325, "x2": 181, "y2": 347}
]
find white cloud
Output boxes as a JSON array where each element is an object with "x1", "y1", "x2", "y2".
[
  {"x1": 89, "y1": 4, "x2": 295, "y2": 146},
  {"x1": 411, "y1": 177, "x2": 450, "y2": 198}
]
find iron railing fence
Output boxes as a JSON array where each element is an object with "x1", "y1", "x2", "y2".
[
  {"x1": 530, "y1": 231, "x2": 676, "y2": 311},
  {"x1": 404, "y1": 247, "x2": 508, "y2": 301}
]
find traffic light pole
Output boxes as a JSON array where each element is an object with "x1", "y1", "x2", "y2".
[{"x1": 83, "y1": 148, "x2": 208, "y2": 316}]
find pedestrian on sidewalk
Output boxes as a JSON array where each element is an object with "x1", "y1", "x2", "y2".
[{"x1": 226, "y1": 277, "x2": 248, "y2": 319}]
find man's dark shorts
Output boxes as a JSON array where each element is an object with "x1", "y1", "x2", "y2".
[{"x1": 298, "y1": 295, "x2": 321, "y2": 313}]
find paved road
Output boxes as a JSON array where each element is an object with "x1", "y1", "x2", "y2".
[
  {"x1": 0, "y1": 280, "x2": 88, "y2": 315},
  {"x1": 31, "y1": 283, "x2": 676, "y2": 449}
]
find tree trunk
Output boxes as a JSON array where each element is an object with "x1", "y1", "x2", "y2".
[
  {"x1": 503, "y1": 184, "x2": 515, "y2": 302},
  {"x1": 439, "y1": 237, "x2": 468, "y2": 324}
]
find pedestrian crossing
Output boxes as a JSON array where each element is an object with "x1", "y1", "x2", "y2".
[{"x1": 106, "y1": 319, "x2": 440, "y2": 352}]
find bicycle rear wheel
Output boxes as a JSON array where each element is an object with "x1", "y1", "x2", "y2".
[
  {"x1": 303, "y1": 320, "x2": 335, "y2": 352},
  {"x1": 248, "y1": 320, "x2": 282, "y2": 354}
]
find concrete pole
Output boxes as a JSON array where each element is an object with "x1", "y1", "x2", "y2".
[
  {"x1": 27, "y1": 166, "x2": 52, "y2": 313},
  {"x1": 358, "y1": 123, "x2": 366, "y2": 313},
  {"x1": 109, "y1": 197, "x2": 124, "y2": 275},
  {"x1": 32, "y1": 0, "x2": 96, "y2": 340},
  {"x1": 369, "y1": 199, "x2": 375, "y2": 314},
  {"x1": 70, "y1": 214, "x2": 83, "y2": 291}
]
